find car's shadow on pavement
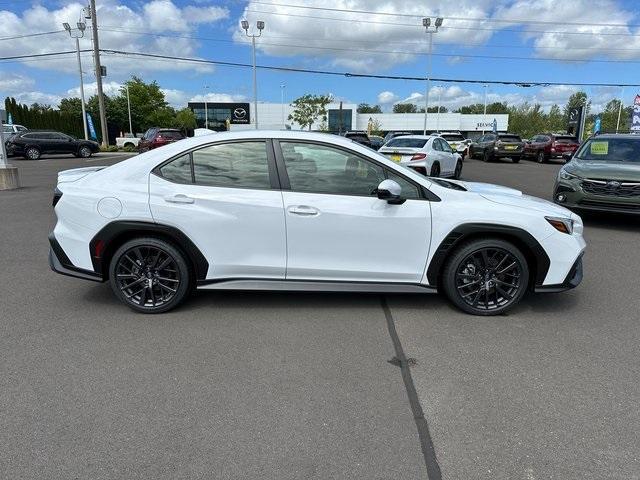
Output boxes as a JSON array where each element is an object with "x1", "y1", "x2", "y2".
[{"x1": 580, "y1": 210, "x2": 640, "y2": 232}]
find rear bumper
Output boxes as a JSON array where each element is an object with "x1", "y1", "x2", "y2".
[
  {"x1": 49, "y1": 233, "x2": 103, "y2": 282},
  {"x1": 535, "y1": 254, "x2": 583, "y2": 293}
]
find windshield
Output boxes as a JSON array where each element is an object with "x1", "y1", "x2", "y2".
[
  {"x1": 574, "y1": 138, "x2": 640, "y2": 162},
  {"x1": 441, "y1": 134, "x2": 464, "y2": 141},
  {"x1": 385, "y1": 138, "x2": 428, "y2": 148},
  {"x1": 498, "y1": 135, "x2": 522, "y2": 142}
]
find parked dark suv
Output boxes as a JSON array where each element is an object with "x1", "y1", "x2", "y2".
[
  {"x1": 138, "y1": 128, "x2": 185, "y2": 152},
  {"x1": 5, "y1": 131, "x2": 99, "y2": 160},
  {"x1": 342, "y1": 131, "x2": 373, "y2": 149},
  {"x1": 470, "y1": 133, "x2": 524, "y2": 163},
  {"x1": 524, "y1": 133, "x2": 580, "y2": 163}
]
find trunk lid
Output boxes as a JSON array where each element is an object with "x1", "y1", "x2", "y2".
[{"x1": 57, "y1": 166, "x2": 107, "y2": 184}]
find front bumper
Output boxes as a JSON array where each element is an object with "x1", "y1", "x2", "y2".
[
  {"x1": 554, "y1": 180, "x2": 640, "y2": 214},
  {"x1": 535, "y1": 254, "x2": 583, "y2": 293},
  {"x1": 49, "y1": 233, "x2": 103, "y2": 282}
]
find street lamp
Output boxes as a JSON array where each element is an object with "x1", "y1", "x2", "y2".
[
  {"x1": 482, "y1": 84, "x2": 488, "y2": 134},
  {"x1": 422, "y1": 16, "x2": 443, "y2": 135},
  {"x1": 203, "y1": 85, "x2": 209, "y2": 129},
  {"x1": 280, "y1": 83, "x2": 286, "y2": 129},
  {"x1": 242, "y1": 19, "x2": 265, "y2": 130},
  {"x1": 63, "y1": 20, "x2": 89, "y2": 140}
]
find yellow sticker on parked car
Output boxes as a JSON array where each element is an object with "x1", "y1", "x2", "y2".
[
  {"x1": 391, "y1": 154, "x2": 401, "y2": 162},
  {"x1": 590, "y1": 142, "x2": 608, "y2": 155}
]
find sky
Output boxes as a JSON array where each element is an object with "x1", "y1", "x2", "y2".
[{"x1": 1, "y1": 0, "x2": 640, "y2": 113}]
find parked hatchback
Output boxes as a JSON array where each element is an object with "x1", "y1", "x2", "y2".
[
  {"x1": 138, "y1": 128, "x2": 185, "y2": 152},
  {"x1": 469, "y1": 133, "x2": 524, "y2": 163},
  {"x1": 6, "y1": 131, "x2": 99, "y2": 160},
  {"x1": 524, "y1": 133, "x2": 580, "y2": 163}
]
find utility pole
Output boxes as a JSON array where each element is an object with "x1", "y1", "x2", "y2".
[
  {"x1": 422, "y1": 17, "x2": 443, "y2": 135},
  {"x1": 88, "y1": 0, "x2": 108, "y2": 146},
  {"x1": 616, "y1": 87, "x2": 624, "y2": 133},
  {"x1": 482, "y1": 84, "x2": 488, "y2": 134},
  {"x1": 242, "y1": 20, "x2": 265, "y2": 130}
]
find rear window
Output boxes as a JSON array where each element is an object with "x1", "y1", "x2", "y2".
[
  {"x1": 554, "y1": 136, "x2": 578, "y2": 143},
  {"x1": 499, "y1": 135, "x2": 522, "y2": 142},
  {"x1": 574, "y1": 138, "x2": 640, "y2": 162},
  {"x1": 441, "y1": 134, "x2": 464, "y2": 141},
  {"x1": 386, "y1": 138, "x2": 428, "y2": 148},
  {"x1": 159, "y1": 130, "x2": 183, "y2": 139},
  {"x1": 346, "y1": 133, "x2": 369, "y2": 141}
]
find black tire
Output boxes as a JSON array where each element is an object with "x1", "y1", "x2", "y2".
[
  {"x1": 78, "y1": 145, "x2": 92, "y2": 158},
  {"x1": 429, "y1": 162, "x2": 440, "y2": 177},
  {"x1": 536, "y1": 150, "x2": 545, "y2": 164},
  {"x1": 109, "y1": 237, "x2": 192, "y2": 313},
  {"x1": 24, "y1": 147, "x2": 40, "y2": 160},
  {"x1": 453, "y1": 160, "x2": 462, "y2": 179},
  {"x1": 482, "y1": 149, "x2": 491, "y2": 162},
  {"x1": 441, "y1": 238, "x2": 529, "y2": 316},
  {"x1": 512, "y1": 156, "x2": 521, "y2": 163}
]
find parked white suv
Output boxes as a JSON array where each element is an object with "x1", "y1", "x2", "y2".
[
  {"x1": 379, "y1": 135, "x2": 463, "y2": 178},
  {"x1": 49, "y1": 131, "x2": 585, "y2": 315}
]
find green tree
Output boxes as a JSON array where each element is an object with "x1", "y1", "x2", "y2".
[
  {"x1": 174, "y1": 108, "x2": 197, "y2": 132},
  {"x1": 288, "y1": 94, "x2": 332, "y2": 130},
  {"x1": 146, "y1": 106, "x2": 176, "y2": 128},
  {"x1": 547, "y1": 104, "x2": 565, "y2": 132},
  {"x1": 393, "y1": 103, "x2": 417, "y2": 113},
  {"x1": 357, "y1": 103, "x2": 382, "y2": 113},
  {"x1": 59, "y1": 97, "x2": 84, "y2": 119},
  {"x1": 564, "y1": 91, "x2": 590, "y2": 122}
]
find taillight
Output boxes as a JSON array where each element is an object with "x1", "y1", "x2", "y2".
[{"x1": 411, "y1": 153, "x2": 426, "y2": 161}]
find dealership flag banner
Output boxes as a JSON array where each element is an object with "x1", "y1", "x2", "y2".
[
  {"x1": 632, "y1": 95, "x2": 640, "y2": 132},
  {"x1": 86, "y1": 113, "x2": 98, "y2": 140}
]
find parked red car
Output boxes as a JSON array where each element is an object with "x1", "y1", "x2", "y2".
[
  {"x1": 137, "y1": 128, "x2": 185, "y2": 152},
  {"x1": 523, "y1": 133, "x2": 579, "y2": 163}
]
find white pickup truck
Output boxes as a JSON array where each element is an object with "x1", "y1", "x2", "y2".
[{"x1": 115, "y1": 136, "x2": 141, "y2": 149}]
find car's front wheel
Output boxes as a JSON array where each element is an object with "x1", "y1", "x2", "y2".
[
  {"x1": 442, "y1": 238, "x2": 529, "y2": 315},
  {"x1": 536, "y1": 150, "x2": 545, "y2": 164},
  {"x1": 453, "y1": 160, "x2": 462, "y2": 179},
  {"x1": 78, "y1": 146, "x2": 92, "y2": 158},
  {"x1": 24, "y1": 147, "x2": 40, "y2": 160},
  {"x1": 109, "y1": 237, "x2": 192, "y2": 313}
]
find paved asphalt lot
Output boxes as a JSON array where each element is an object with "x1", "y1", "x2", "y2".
[{"x1": 1, "y1": 152, "x2": 639, "y2": 479}]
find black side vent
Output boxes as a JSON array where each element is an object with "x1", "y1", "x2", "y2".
[{"x1": 52, "y1": 187, "x2": 62, "y2": 207}]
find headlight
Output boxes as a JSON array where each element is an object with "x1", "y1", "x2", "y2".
[
  {"x1": 545, "y1": 216, "x2": 574, "y2": 234},
  {"x1": 559, "y1": 169, "x2": 579, "y2": 181}
]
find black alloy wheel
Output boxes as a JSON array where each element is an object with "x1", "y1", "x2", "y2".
[
  {"x1": 454, "y1": 160, "x2": 462, "y2": 179},
  {"x1": 109, "y1": 238, "x2": 191, "y2": 313},
  {"x1": 442, "y1": 239, "x2": 529, "y2": 315},
  {"x1": 536, "y1": 150, "x2": 545, "y2": 164},
  {"x1": 482, "y1": 149, "x2": 491, "y2": 162}
]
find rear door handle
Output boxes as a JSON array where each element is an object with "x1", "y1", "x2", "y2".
[
  {"x1": 288, "y1": 205, "x2": 319, "y2": 216},
  {"x1": 164, "y1": 194, "x2": 195, "y2": 204}
]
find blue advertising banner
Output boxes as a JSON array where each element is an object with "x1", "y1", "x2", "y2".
[
  {"x1": 86, "y1": 113, "x2": 98, "y2": 140},
  {"x1": 632, "y1": 95, "x2": 640, "y2": 132},
  {"x1": 7, "y1": 113, "x2": 13, "y2": 124},
  {"x1": 593, "y1": 116, "x2": 601, "y2": 133},
  {"x1": 492, "y1": 118, "x2": 497, "y2": 133}
]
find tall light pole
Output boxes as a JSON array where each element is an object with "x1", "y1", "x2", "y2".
[
  {"x1": 616, "y1": 87, "x2": 624, "y2": 133},
  {"x1": 422, "y1": 16, "x2": 443, "y2": 135},
  {"x1": 280, "y1": 82, "x2": 286, "y2": 129},
  {"x1": 242, "y1": 19, "x2": 265, "y2": 130},
  {"x1": 203, "y1": 85, "x2": 209, "y2": 129},
  {"x1": 436, "y1": 85, "x2": 442, "y2": 132},
  {"x1": 86, "y1": 1, "x2": 108, "y2": 146},
  {"x1": 63, "y1": 21, "x2": 88, "y2": 140},
  {"x1": 482, "y1": 84, "x2": 488, "y2": 134},
  {"x1": 126, "y1": 83, "x2": 133, "y2": 135}
]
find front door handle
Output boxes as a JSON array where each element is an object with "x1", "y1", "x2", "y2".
[
  {"x1": 164, "y1": 194, "x2": 195, "y2": 204},
  {"x1": 288, "y1": 205, "x2": 319, "y2": 216}
]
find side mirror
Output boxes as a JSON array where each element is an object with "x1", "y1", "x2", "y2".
[{"x1": 375, "y1": 179, "x2": 405, "y2": 205}]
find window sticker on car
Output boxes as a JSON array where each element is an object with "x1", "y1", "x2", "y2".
[{"x1": 590, "y1": 142, "x2": 609, "y2": 155}]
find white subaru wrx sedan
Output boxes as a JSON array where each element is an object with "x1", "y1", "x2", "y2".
[{"x1": 49, "y1": 130, "x2": 585, "y2": 316}]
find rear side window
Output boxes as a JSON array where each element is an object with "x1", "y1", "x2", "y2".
[
  {"x1": 441, "y1": 134, "x2": 464, "y2": 142},
  {"x1": 499, "y1": 135, "x2": 522, "y2": 142},
  {"x1": 159, "y1": 154, "x2": 192, "y2": 183},
  {"x1": 555, "y1": 136, "x2": 577, "y2": 143},
  {"x1": 159, "y1": 130, "x2": 183, "y2": 140},
  {"x1": 386, "y1": 138, "x2": 428, "y2": 148},
  {"x1": 193, "y1": 141, "x2": 271, "y2": 189}
]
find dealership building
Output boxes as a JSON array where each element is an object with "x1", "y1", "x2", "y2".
[{"x1": 187, "y1": 102, "x2": 509, "y2": 139}]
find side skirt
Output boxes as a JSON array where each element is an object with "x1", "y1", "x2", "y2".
[{"x1": 197, "y1": 279, "x2": 438, "y2": 294}]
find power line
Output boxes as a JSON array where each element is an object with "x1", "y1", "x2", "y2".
[
  {"x1": 245, "y1": 8, "x2": 640, "y2": 38},
  {"x1": 248, "y1": 1, "x2": 640, "y2": 29},
  {"x1": 98, "y1": 26, "x2": 640, "y2": 54},
  {"x1": 0, "y1": 29, "x2": 65, "y2": 41}
]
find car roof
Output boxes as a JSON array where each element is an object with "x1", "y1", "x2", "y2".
[
  {"x1": 592, "y1": 133, "x2": 640, "y2": 139},
  {"x1": 387, "y1": 135, "x2": 435, "y2": 140}
]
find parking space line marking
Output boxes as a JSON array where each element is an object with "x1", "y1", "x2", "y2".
[{"x1": 381, "y1": 296, "x2": 442, "y2": 480}]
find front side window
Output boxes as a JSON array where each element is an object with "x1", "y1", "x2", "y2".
[
  {"x1": 386, "y1": 171, "x2": 421, "y2": 200},
  {"x1": 280, "y1": 141, "x2": 385, "y2": 196},
  {"x1": 193, "y1": 141, "x2": 271, "y2": 189}
]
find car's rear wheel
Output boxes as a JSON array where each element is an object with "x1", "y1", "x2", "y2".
[
  {"x1": 25, "y1": 147, "x2": 40, "y2": 160},
  {"x1": 78, "y1": 146, "x2": 92, "y2": 158},
  {"x1": 109, "y1": 237, "x2": 191, "y2": 313},
  {"x1": 429, "y1": 162, "x2": 440, "y2": 177},
  {"x1": 536, "y1": 150, "x2": 545, "y2": 164},
  {"x1": 453, "y1": 160, "x2": 462, "y2": 179},
  {"x1": 442, "y1": 238, "x2": 529, "y2": 316}
]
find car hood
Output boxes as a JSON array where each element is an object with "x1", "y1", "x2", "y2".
[
  {"x1": 448, "y1": 180, "x2": 575, "y2": 217},
  {"x1": 566, "y1": 159, "x2": 640, "y2": 181}
]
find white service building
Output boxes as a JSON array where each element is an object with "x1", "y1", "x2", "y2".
[{"x1": 188, "y1": 102, "x2": 509, "y2": 138}]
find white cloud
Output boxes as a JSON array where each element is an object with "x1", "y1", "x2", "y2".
[
  {"x1": 0, "y1": 72, "x2": 35, "y2": 93},
  {"x1": 0, "y1": 1, "x2": 228, "y2": 75},
  {"x1": 10, "y1": 91, "x2": 63, "y2": 106},
  {"x1": 377, "y1": 91, "x2": 399, "y2": 104}
]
